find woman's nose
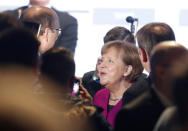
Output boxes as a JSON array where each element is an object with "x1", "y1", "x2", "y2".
[{"x1": 99, "y1": 60, "x2": 106, "y2": 68}]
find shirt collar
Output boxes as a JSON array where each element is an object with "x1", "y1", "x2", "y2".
[
  {"x1": 29, "y1": 4, "x2": 52, "y2": 8},
  {"x1": 143, "y1": 69, "x2": 149, "y2": 77}
]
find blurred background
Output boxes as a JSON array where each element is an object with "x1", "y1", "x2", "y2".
[{"x1": 1, "y1": 0, "x2": 188, "y2": 77}]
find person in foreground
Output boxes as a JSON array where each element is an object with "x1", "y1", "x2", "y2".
[
  {"x1": 92, "y1": 40, "x2": 143, "y2": 127},
  {"x1": 40, "y1": 47, "x2": 112, "y2": 131},
  {"x1": 153, "y1": 51, "x2": 188, "y2": 131},
  {"x1": 114, "y1": 41, "x2": 187, "y2": 131}
]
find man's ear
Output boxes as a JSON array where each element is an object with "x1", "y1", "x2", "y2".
[
  {"x1": 39, "y1": 28, "x2": 49, "y2": 43},
  {"x1": 44, "y1": 28, "x2": 49, "y2": 42},
  {"x1": 123, "y1": 65, "x2": 133, "y2": 77},
  {"x1": 139, "y1": 48, "x2": 148, "y2": 62}
]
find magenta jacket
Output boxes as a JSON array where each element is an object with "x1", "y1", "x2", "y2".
[{"x1": 93, "y1": 88, "x2": 122, "y2": 127}]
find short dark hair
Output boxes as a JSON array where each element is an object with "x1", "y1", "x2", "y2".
[
  {"x1": 103, "y1": 26, "x2": 135, "y2": 44},
  {"x1": 136, "y1": 22, "x2": 175, "y2": 57},
  {"x1": 101, "y1": 40, "x2": 143, "y2": 81},
  {"x1": 0, "y1": 27, "x2": 40, "y2": 67},
  {"x1": 0, "y1": 12, "x2": 21, "y2": 32},
  {"x1": 41, "y1": 47, "x2": 75, "y2": 87}
]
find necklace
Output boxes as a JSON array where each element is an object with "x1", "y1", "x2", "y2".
[{"x1": 109, "y1": 97, "x2": 122, "y2": 101}]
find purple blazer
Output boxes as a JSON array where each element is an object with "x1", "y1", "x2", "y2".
[{"x1": 93, "y1": 88, "x2": 122, "y2": 127}]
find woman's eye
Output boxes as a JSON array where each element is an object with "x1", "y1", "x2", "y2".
[{"x1": 109, "y1": 59, "x2": 113, "y2": 63}]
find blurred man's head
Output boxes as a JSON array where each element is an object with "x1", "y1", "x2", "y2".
[
  {"x1": 0, "y1": 27, "x2": 40, "y2": 68},
  {"x1": 21, "y1": 6, "x2": 60, "y2": 54},
  {"x1": 168, "y1": 53, "x2": 188, "y2": 123},
  {"x1": 104, "y1": 26, "x2": 135, "y2": 44},
  {"x1": 136, "y1": 22, "x2": 175, "y2": 72},
  {"x1": 40, "y1": 47, "x2": 75, "y2": 92},
  {"x1": 0, "y1": 12, "x2": 21, "y2": 33},
  {"x1": 150, "y1": 41, "x2": 187, "y2": 100}
]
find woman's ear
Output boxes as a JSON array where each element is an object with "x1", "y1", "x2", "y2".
[{"x1": 123, "y1": 65, "x2": 133, "y2": 77}]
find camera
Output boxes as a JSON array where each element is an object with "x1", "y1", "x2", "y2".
[{"x1": 72, "y1": 79, "x2": 80, "y2": 96}]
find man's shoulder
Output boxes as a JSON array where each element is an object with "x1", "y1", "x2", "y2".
[
  {"x1": 52, "y1": 7, "x2": 77, "y2": 21},
  {"x1": 124, "y1": 91, "x2": 152, "y2": 110},
  {"x1": 122, "y1": 88, "x2": 165, "y2": 116},
  {"x1": 122, "y1": 74, "x2": 150, "y2": 104},
  {"x1": 114, "y1": 92, "x2": 152, "y2": 130},
  {"x1": 3, "y1": 6, "x2": 27, "y2": 16},
  {"x1": 5, "y1": 6, "x2": 27, "y2": 12},
  {"x1": 115, "y1": 85, "x2": 166, "y2": 131},
  {"x1": 129, "y1": 73, "x2": 152, "y2": 96},
  {"x1": 132, "y1": 74, "x2": 150, "y2": 90}
]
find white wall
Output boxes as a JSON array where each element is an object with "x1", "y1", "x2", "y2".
[{"x1": 1, "y1": 0, "x2": 188, "y2": 77}]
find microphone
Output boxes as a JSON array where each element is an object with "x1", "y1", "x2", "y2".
[{"x1": 126, "y1": 16, "x2": 138, "y2": 23}]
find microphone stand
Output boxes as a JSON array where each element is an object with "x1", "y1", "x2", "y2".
[
  {"x1": 130, "y1": 23, "x2": 135, "y2": 34},
  {"x1": 126, "y1": 16, "x2": 138, "y2": 35}
]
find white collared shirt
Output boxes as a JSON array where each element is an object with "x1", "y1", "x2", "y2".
[
  {"x1": 29, "y1": 4, "x2": 51, "y2": 8},
  {"x1": 143, "y1": 69, "x2": 149, "y2": 77}
]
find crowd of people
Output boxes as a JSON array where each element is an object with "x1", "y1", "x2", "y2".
[{"x1": 0, "y1": 0, "x2": 188, "y2": 131}]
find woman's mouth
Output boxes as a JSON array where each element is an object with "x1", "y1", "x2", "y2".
[{"x1": 100, "y1": 72, "x2": 107, "y2": 77}]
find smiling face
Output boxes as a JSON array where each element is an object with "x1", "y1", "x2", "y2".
[{"x1": 98, "y1": 47, "x2": 127, "y2": 88}]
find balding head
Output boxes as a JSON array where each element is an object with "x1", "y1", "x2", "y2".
[
  {"x1": 150, "y1": 41, "x2": 188, "y2": 99},
  {"x1": 21, "y1": 6, "x2": 60, "y2": 54},
  {"x1": 151, "y1": 41, "x2": 187, "y2": 68},
  {"x1": 21, "y1": 6, "x2": 59, "y2": 35},
  {"x1": 29, "y1": 0, "x2": 50, "y2": 6}
]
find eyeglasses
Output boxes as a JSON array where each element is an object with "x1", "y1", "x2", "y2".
[{"x1": 50, "y1": 28, "x2": 62, "y2": 36}]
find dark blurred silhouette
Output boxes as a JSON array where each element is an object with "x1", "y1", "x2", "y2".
[
  {"x1": 40, "y1": 47, "x2": 75, "y2": 92},
  {"x1": 0, "y1": 27, "x2": 39, "y2": 68},
  {"x1": 0, "y1": 12, "x2": 21, "y2": 33},
  {"x1": 114, "y1": 41, "x2": 187, "y2": 131}
]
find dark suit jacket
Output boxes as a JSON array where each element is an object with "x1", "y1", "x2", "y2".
[
  {"x1": 114, "y1": 87, "x2": 166, "y2": 131},
  {"x1": 4, "y1": 6, "x2": 78, "y2": 54},
  {"x1": 122, "y1": 73, "x2": 150, "y2": 105},
  {"x1": 82, "y1": 70, "x2": 104, "y2": 97}
]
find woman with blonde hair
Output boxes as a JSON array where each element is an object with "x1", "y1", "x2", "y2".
[{"x1": 93, "y1": 40, "x2": 143, "y2": 127}]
